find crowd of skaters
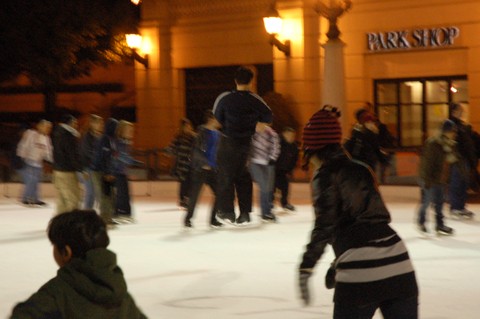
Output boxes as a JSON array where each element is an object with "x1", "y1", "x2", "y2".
[
  {"x1": 9, "y1": 65, "x2": 480, "y2": 318},
  {"x1": 15, "y1": 114, "x2": 142, "y2": 226}
]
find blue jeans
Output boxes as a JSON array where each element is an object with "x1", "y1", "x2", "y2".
[
  {"x1": 79, "y1": 169, "x2": 95, "y2": 209},
  {"x1": 334, "y1": 296, "x2": 418, "y2": 319},
  {"x1": 449, "y1": 162, "x2": 469, "y2": 211},
  {"x1": 21, "y1": 164, "x2": 42, "y2": 202},
  {"x1": 418, "y1": 182, "x2": 445, "y2": 227},
  {"x1": 249, "y1": 163, "x2": 274, "y2": 217}
]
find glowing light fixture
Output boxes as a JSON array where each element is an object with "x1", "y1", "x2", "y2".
[
  {"x1": 130, "y1": 0, "x2": 141, "y2": 5},
  {"x1": 263, "y1": 6, "x2": 290, "y2": 57},
  {"x1": 125, "y1": 34, "x2": 149, "y2": 69}
]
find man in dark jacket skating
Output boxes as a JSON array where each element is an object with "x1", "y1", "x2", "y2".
[
  {"x1": 52, "y1": 114, "x2": 83, "y2": 214},
  {"x1": 213, "y1": 66, "x2": 272, "y2": 225}
]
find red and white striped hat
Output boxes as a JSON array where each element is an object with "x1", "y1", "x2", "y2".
[{"x1": 302, "y1": 105, "x2": 342, "y2": 152}]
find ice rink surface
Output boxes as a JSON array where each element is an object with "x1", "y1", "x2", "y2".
[{"x1": 1, "y1": 182, "x2": 479, "y2": 318}]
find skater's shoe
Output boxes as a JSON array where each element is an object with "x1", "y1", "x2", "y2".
[
  {"x1": 436, "y1": 225, "x2": 454, "y2": 236},
  {"x1": 216, "y1": 211, "x2": 236, "y2": 225},
  {"x1": 179, "y1": 200, "x2": 188, "y2": 210},
  {"x1": 450, "y1": 209, "x2": 474, "y2": 219},
  {"x1": 210, "y1": 219, "x2": 224, "y2": 229},
  {"x1": 184, "y1": 220, "x2": 193, "y2": 228},
  {"x1": 236, "y1": 213, "x2": 251, "y2": 225},
  {"x1": 417, "y1": 224, "x2": 429, "y2": 236},
  {"x1": 21, "y1": 200, "x2": 34, "y2": 207},
  {"x1": 113, "y1": 216, "x2": 135, "y2": 224},
  {"x1": 282, "y1": 204, "x2": 296, "y2": 212},
  {"x1": 33, "y1": 200, "x2": 47, "y2": 207},
  {"x1": 261, "y1": 214, "x2": 277, "y2": 223}
]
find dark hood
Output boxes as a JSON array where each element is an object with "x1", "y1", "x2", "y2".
[
  {"x1": 104, "y1": 118, "x2": 118, "y2": 138},
  {"x1": 58, "y1": 248, "x2": 127, "y2": 306}
]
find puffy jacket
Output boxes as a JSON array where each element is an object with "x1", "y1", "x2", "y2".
[
  {"x1": 419, "y1": 134, "x2": 458, "y2": 188},
  {"x1": 10, "y1": 248, "x2": 147, "y2": 319}
]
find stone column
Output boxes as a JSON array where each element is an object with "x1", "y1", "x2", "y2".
[
  {"x1": 322, "y1": 38, "x2": 346, "y2": 129},
  {"x1": 315, "y1": 0, "x2": 352, "y2": 132},
  {"x1": 135, "y1": 0, "x2": 179, "y2": 150}
]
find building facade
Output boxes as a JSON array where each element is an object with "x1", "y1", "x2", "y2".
[
  {"x1": 1, "y1": 0, "x2": 479, "y2": 179},
  {"x1": 134, "y1": 0, "x2": 480, "y2": 150}
]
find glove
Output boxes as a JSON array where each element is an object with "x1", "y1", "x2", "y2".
[
  {"x1": 325, "y1": 263, "x2": 336, "y2": 289},
  {"x1": 299, "y1": 269, "x2": 312, "y2": 306}
]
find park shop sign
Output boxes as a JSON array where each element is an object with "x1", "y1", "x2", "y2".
[{"x1": 367, "y1": 26, "x2": 460, "y2": 52}]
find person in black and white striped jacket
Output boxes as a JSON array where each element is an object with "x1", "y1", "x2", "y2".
[
  {"x1": 249, "y1": 125, "x2": 280, "y2": 223},
  {"x1": 298, "y1": 106, "x2": 418, "y2": 319}
]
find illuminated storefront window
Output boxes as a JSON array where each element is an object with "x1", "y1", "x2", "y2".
[{"x1": 374, "y1": 76, "x2": 468, "y2": 147}]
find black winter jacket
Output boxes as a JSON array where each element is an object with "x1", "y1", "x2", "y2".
[
  {"x1": 275, "y1": 137, "x2": 299, "y2": 172},
  {"x1": 52, "y1": 124, "x2": 82, "y2": 172},
  {"x1": 344, "y1": 125, "x2": 386, "y2": 169},
  {"x1": 300, "y1": 146, "x2": 417, "y2": 306}
]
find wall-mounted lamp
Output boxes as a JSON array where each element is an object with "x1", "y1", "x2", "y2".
[
  {"x1": 126, "y1": 34, "x2": 149, "y2": 69},
  {"x1": 263, "y1": 7, "x2": 291, "y2": 57}
]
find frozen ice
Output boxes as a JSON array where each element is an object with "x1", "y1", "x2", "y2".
[{"x1": 1, "y1": 182, "x2": 479, "y2": 318}]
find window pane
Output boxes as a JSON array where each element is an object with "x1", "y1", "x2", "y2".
[
  {"x1": 377, "y1": 83, "x2": 397, "y2": 104},
  {"x1": 378, "y1": 105, "x2": 398, "y2": 139},
  {"x1": 400, "y1": 81, "x2": 422, "y2": 104},
  {"x1": 426, "y1": 81, "x2": 448, "y2": 103},
  {"x1": 401, "y1": 104, "x2": 423, "y2": 146},
  {"x1": 451, "y1": 80, "x2": 468, "y2": 103},
  {"x1": 426, "y1": 104, "x2": 449, "y2": 137}
]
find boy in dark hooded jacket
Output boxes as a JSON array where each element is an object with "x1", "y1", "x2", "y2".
[{"x1": 10, "y1": 210, "x2": 147, "y2": 318}]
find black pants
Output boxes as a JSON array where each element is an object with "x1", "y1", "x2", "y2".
[
  {"x1": 216, "y1": 136, "x2": 252, "y2": 215},
  {"x1": 186, "y1": 168, "x2": 217, "y2": 223},
  {"x1": 115, "y1": 174, "x2": 131, "y2": 216},
  {"x1": 179, "y1": 171, "x2": 191, "y2": 205},
  {"x1": 274, "y1": 170, "x2": 290, "y2": 207},
  {"x1": 235, "y1": 168, "x2": 252, "y2": 214},
  {"x1": 334, "y1": 295, "x2": 418, "y2": 319}
]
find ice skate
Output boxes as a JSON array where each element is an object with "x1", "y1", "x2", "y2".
[
  {"x1": 436, "y1": 225, "x2": 454, "y2": 236},
  {"x1": 215, "y1": 211, "x2": 236, "y2": 225},
  {"x1": 282, "y1": 203, "x2": 296, "y2": 212},
  {"x1": 450, "y1": 209, "x2": 475, "y2": 220},
  {"x1": 417, "y1": 224, "x2": 431, "y2": 238},
  {"x1": 184, "y1": 219, "x2": 193, "y2": 229},
  {"x1": 209, "y1": 219, "x2": 224, "y2": 229},
  {"x1": 235, "y1": 213, "x2": 251, "y2": 226},
  {"x1": 261, "y1": 214, "x2": 277, "y2": 223}
]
